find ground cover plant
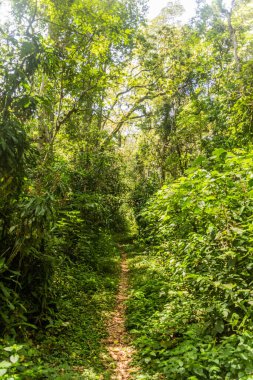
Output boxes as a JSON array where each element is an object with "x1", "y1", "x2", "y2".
[
  {"x1": 1, "y1": 232, "x2": 120, "y2": 379},
  {"x1": 127, "y1": 149, "x2": 253, "y2": 379},
  {"x1": 1, "y1": 0, "x2": 253, "y2": 378}
]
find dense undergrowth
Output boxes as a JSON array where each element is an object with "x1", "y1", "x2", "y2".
[
  {"x1": 0, "y1": 232, "x2": 120, "y2": 379},
  {"x1": 1, "y1": 0, "x2": 253, "y2": 378},
  {"x1": 127, "y1": 149, "x2": 253, "y2": 380}
]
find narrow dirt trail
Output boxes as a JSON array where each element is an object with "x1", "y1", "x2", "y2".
[{"x1": 104, "y1": 249, "x2": 136, "y2": 380}]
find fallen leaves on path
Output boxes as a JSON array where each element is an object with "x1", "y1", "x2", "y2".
[{"x1": 104, "y1": 250, "x2": 137, "y2": 380}]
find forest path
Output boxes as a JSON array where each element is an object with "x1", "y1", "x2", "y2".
[{"x1": 104, "y1": 248, "x2": 137, "y2": 379}]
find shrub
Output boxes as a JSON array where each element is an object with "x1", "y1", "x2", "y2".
[{"x1": 130, "y1": 149, "x2": 253, "y2": 378}]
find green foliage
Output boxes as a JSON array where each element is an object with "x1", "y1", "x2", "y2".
[
  {"x1": 0, "y1": 261, "x2": 26, "y2": 336},
  {"x1": 0, "y1": 341, "x2": 49, "y2": 379},
  {"x1": 1, "y1": 0, "x2": 253, "y2": 378},
  {"x1": 0, "y1": 0, "x2": 140, "y2": 338},
  {"x1": 127, "y1": 149, "x2": 253, "y2": 379},
  {"x1": 0, "y1": 232, "x2": 120, "y2": 379},
  {"x1": 35, "y1": 232, "x2": 120, "y2": 378},
  {"x1": 132, "y1": 175, "x2": 161, "y2": 216},
  {"x1": 128, "y1": 0, "x2": 253, "y2": 189},
  {"x1": 0, "y1": 192, "x2": 56, "y2": 332}
]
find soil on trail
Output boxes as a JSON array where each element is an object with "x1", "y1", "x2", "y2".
[{"x1": 105, "y1": 250, "x2": 136, "y2": 380}]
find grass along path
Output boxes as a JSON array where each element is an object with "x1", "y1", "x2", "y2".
[
  {"x1": 104, "y1": 247, "x2": 137, "y2": 380},
  {"x1": 31, "y1": 234, "x2": 121, "y2": 379}
]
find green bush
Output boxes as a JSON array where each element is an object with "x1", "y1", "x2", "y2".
[
  {"x1": 0, "y1": 341, "x2": 49, "y2": 379},
  {"x1": 128, "y1": 148, "x2": 253, "y2": 379}
]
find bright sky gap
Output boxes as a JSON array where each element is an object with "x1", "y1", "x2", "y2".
[
  {"x1": 0, "y1": 0, "x2": 234, "y2": 25},
  {"x1": 148, "y1": 0, "x2": 233, "y2": 21}
]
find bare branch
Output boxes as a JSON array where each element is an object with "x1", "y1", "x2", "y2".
[{"x1": 100, "y1": 91, "x2": 166, "y2": 147}]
